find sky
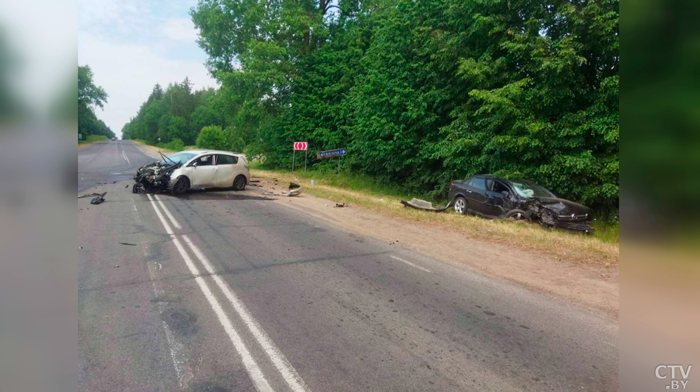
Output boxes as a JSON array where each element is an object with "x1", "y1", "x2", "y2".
[{"x1": 78, "y1": 0, "x2": 218, "y2": 137}]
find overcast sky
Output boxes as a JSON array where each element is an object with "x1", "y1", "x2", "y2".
[{"x1": 78, "y1": 0, "x2": 217, "y2": 137}]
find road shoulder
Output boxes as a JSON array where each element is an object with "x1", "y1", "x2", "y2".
[{"x1": 253, "y1": 179, "x2": 619, "y2": 319}]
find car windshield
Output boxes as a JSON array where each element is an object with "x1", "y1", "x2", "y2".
[
  {"x1": 511, "y1": 180, "x2": 555, "y2": 198},
  {"x1": 160, "y1": 152, "x2": 196, "y2": 165}
]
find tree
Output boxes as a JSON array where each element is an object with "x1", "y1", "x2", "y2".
[
  {"x1": 196, "y1": 125, "x2": 228, "y2": 150},
  {"x1": 78, "y1": 65, "x2": 107, "y2": 109},
  {"x1": 78, "y1": 65, "x2": 114, "y2": 139}
]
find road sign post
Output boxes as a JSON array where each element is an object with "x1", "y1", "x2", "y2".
[
  {"x1": 316, "y1": 148, "x2": 346, "y2": 174},
  {"x1": 293, "y1": 142, "x2": 308, "y2": 172}
]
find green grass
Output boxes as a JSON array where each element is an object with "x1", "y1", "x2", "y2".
[
  {"x1": 592, "y1": 219, "x2": 620, "y2": 243},
  {"x1": 252, "y1": 164, "x2": 619, "y2": 245},
  {"x1": 250, "y1": 164, "x2": 422, "y2": 200},
  {"x1": 79, "y1": 134, "x2": 109, "y2": 143}
]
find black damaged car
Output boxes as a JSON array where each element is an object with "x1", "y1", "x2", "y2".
[{"x1": 448, "y1": 175, "x2": 594, "y2": 233}]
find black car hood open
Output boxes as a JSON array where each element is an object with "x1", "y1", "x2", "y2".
[{"x1": 535, "y1": 197, "x2": 590, "y2": 216}]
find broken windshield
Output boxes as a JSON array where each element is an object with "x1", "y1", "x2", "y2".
[
  {"x1": 511, "y1": 181, "x2": 555, "y2": 198},
  {"x1": 160, "y1": 152, "x2": 196, "y2": 165}
]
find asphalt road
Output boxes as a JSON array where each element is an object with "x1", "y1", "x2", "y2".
[{"x1": 78, "y1": 140, "x2": 618, "y2": 392}]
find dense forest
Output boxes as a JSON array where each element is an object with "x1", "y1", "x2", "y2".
[
  {"x1": 123, "y1": 0, "x2": 618, "y2": 214},
  {"x1": 78, "y1": 65, "x2": 115, "y2": 139}
]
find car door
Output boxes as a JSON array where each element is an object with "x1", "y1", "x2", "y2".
[
  {"x1": 214, "y1": 154, "x2": 238, "y2": 187},
  {"x1": 464, "y1": 176, "x2": 489, "y2": 214},
  {"x1": 189, "y1": 154, "x2": 218, "y2": 187},
  {"x1": 484, "y1": 180, "x2": 510, "y2": 217}
]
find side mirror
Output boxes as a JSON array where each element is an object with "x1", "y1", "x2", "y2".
[
  {"x1": 501, "y1": 191, "x2": 509, "y2": 197},
  {"x1": 191, "y1": 161, "x2": 198, "y2": 168}
]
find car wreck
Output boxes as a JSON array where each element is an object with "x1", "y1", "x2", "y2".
[
  {"x1": 448, "y1": 175, "x2": 594, "y2": 233},
  {"x1": 133, "y1": 150, "x2": 250, "y2": 194},
  {"x1": 132, "y1": 152, "x2": 183, "y2": 193}
]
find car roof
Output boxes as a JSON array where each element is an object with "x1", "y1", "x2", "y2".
[
  {"x1": 180, "y1": 149, "x2": 243, "y2": 156},
  {"x1": 471, "y1": 174, "x2": 509, "y2": 182}
]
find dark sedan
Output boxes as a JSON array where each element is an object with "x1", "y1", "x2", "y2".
[{"x1": 448, "y1": 175, "x2": 593, "y2": 233}]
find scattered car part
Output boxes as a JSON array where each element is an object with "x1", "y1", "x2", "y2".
[
  {"x1": 263, "y1": 182, "x2": 303, "y2": 197},
  {"x1": 90, "y1": 192, "x2": 107, "y2": 205},
  {"x1": 401, "y1": 198, "x2": 453, "y2": 212}
]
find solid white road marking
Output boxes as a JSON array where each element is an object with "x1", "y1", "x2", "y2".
[
  {"x1": 153, "y1": 194, "x2": 182, "y2": 229},
  {"x1": 131, "y1": 199, "x2": 193, "y2": 388},
  {"x1": 183, "y1": 235, "x2": 310, "y2": 392},
  {"x1": 121, "y1": 144, "x2": 131, "y2": 166},
  {"x1": 390, "y1": 255, "x2": 431, "y2": 273},
  {"x1": 149, "y1": 197, "x2": 274, "y2": 392}
]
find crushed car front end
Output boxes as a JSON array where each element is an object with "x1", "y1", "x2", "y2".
[{"x1": 132, "y1": 160, "x2": 182, "y2": 193}]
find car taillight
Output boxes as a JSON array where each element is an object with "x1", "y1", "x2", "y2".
[{"x1": 450, "y1": 180, "x2": 457, "y2": 189}]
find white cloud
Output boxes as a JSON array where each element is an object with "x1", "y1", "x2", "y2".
[
  {"x1": 158, "y1": 17, "x2": 198, "y2": 43},
  {"x1": 78, "y1": 35, "x2": 217, "y2": 136}
]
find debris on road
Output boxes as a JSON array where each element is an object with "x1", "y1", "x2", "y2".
[
  {"x1": 335, "y1": 202, "x2": 351, "y2": 208},
  {"x1": 400, "y1": 198, "x2": 452, "y2": 212},
  {"x1": 90, "y1": 192, "x2": 106, "y2": 205},
  {"x1": 264, "y1": 182, "x2": 303, "y2": 197},
  {"x1": 118, "y1": 242, "x2": 137, "y2": 246},
  {"x1": 78, "y1": 192, "x2": 106, "y2": 199}
]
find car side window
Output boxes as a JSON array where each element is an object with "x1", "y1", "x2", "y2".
[
  {"x1": 471, "y1": 177, "x2": 486, "y2": 191},
  {"x1": 192, "y1": 155, "x2": 214, "y2": 167},
  {"x1": 486, "y1": 179, "x2": 494, "y2": 191},
  {"x1": 216, "y1": 155, "x2": 238, "y2": 165},
  {"x1": 493, "y1": 181, "x2": 509, "y2": 194}
]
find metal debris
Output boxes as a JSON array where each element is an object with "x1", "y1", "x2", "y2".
[{"x1": 400, "y1": 198, "x2": 452, "y2": 212}]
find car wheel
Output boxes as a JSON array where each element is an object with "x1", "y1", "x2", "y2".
[
  {"x1": 454, "y1": 196, "x2": 467, "y2": 215},
  {"x1": 505, "y1": 209, "x2": 530, "y2": 221},
  {"x1": 172, "y1": 177, "x2": 190, "y2": 195},
  {"x1": 232, "y1": 175, "x2": 246, "y2": 191}
]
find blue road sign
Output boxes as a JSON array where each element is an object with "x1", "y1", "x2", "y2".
[{"x1": 317, "y1": 148, "x2": 347, "y2": 159}]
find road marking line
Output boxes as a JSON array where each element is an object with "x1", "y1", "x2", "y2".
[
  {"x1": 182, "y1": 235, "x2": 311, "y2": 392},
  {"x1": 153, "y1": 194, "x2": 182, "y2": 229},
  {"x1": 149, "y1": 199, "x2": 274, "y2": 392},
  {"x1": 121, "y1": 144, "x2": 131, "y2": 166},
  {"x1": 132, "y1": 199, "x2": 193, "y2": 388},
  {"x1": 390, "y1": 255, "x2": 431, "y2": 273}
]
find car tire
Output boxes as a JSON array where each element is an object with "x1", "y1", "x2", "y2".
[
  {"x1": 505, "y1": 209, "x2": 530, "y2": 221},
  {"x1": 453, "y1": 196, "x2": 468, "y2": 215},
  {"x1": 172, "y1": 177, "x2": 190, "y2": 195},
  {"x1": 232, "y1": 175, "x2": 246, "y2": 191}
]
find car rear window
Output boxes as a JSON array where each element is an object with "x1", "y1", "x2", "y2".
[
  {"x1": 471, "y1": 177, "x2": 486, "y2": 190},
  {"x1": 216, "y1": 154, "x2": 238, "y2": 165}
]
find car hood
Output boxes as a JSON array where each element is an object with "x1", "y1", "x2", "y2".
[{"x1": 535, "y1": 197, "x2": 590, "y2": 216}]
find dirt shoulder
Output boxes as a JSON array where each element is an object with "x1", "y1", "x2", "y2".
[{"x1": 251, "y1": 172, "x2": 619, "y2": 319}]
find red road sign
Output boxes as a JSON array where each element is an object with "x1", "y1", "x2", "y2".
[{"x1": 294, "y1": 142, "x2": 308, "y2": 150}]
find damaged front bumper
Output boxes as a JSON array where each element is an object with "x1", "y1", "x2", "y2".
[{"x1": 132, "y1": 161, "x2": 181, "y2": 193}]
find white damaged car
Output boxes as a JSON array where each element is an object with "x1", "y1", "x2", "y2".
[{"x1": 133, "y1": 149, "x2": 250, "y2": 194}]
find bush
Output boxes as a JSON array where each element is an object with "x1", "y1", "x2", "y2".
[
  {"x1": 162, "y1": 138, "x2": 185, "y2": 151},
  {"x1": 196, "y1": 126, "x2": 228, "y2": 150}
]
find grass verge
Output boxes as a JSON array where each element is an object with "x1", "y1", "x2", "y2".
[
  {"x1": 78, "y1": 135, "x2": 109, "y2": 149},
  {"x1": 251, "y1": 167, "x2": 619, "y2": 266}
]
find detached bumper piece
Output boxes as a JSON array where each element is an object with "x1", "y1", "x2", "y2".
[{"x1": 400, "y1": 198, "x2": 452, "y2": 212}]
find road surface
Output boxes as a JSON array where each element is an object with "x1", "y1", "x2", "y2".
[{"x1": 79, "y1": 140, "x2": 618, "y2": 392}]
